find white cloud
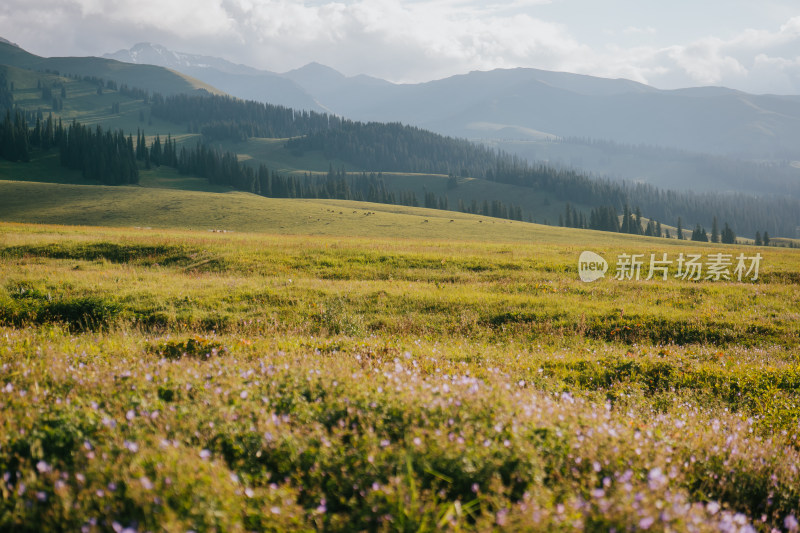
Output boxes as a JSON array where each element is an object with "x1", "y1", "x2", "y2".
[{"x1": 1, "y1": 0, "x2": 799, "y2": 93}]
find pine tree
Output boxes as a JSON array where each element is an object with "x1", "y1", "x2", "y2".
[
  {"x1": 755, "y1": 231, "x2": 762, "y2": 246},
  {"x1": 634, "y1": 206, "x2": 642, "y2": 235},
  {"x1": 711, "y1": 216, "x2": 720, "y2": 243},
  {"x1": 691, "y1": 224, "x2": 709, "y2": 242},
  {"x1": 721, "y1": 223, "x2": 736, "y2": 244}
]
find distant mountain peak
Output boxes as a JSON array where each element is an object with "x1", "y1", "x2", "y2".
[
  {"x1": 285, "y1": 62, "x2": 346, "y2": 80},
  {"x1": 104, "y1": 43, "x2": 255, "y2": 74}
]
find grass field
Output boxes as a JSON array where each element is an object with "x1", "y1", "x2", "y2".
[{"x1": 1, "y1": 213, "x2": 799, "y2": 531}]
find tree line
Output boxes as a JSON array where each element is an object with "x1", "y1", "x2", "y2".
[
  {"x1": 132, "y1": 132, "x2": 527, "y2": 222},
  {"x1": 0, "y1": 110, "x2": 138, "y2": 185}
]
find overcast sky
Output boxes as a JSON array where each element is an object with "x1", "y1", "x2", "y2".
[{"x1": 1, "y1": 0, "x2": 800, "y2": 94}]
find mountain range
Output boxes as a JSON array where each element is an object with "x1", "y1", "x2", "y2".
[
  {"x1": 104, "y1": 43, "x2": 323, "y2": 112},
  {"x1": 105, "y1": 43, "x2": 800, "y2": 164}
]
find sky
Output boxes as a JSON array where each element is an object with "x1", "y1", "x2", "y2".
[{"x1": 1, "y1": 0, "x2": 800, "y2": 94}]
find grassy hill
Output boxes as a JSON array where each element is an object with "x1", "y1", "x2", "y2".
[
  {"x1": 0, "y1": 41, "x2": 221, "y2": 97},
  {"x1": 0, "y1": 64, "x2": 199, "y2": 134},
  {"x1": 0, "y1": 178, "x2": 582, "y2": 242}
]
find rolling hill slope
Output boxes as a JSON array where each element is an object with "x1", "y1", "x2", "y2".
[
  {"x1": 0, "y1": 179, "x2": 558, "y2": 242},
  {"x1": 0, "y1": 41, "x2": 222, "y2": 97}
]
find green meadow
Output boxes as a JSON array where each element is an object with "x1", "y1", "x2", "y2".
[
  {"x1": 1, "y1": 208, "x2": 799, "y2": 531},
  {"x1": 3, "y1": 43, "x2": 800, "y2": 532}
]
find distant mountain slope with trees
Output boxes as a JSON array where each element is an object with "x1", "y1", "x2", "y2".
[
  {"x1": 149, "y1": 92, "x2": 799, "y2": 238},
  {"x1": 0, "y1": 41, "x2": 221, "y2": 97},
  {"x1": 1, "y1": 43, "x2": 798, "y2": 241}
]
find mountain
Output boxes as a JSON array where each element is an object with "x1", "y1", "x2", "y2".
[
  {"x1": 99, "y1": 43, "x2": 800, "y2": 163},
  {"x1": 104, "y1": 43, "x2": 324, "y2": 112},
  {"x1": 291, "y1": 66, "x2": 800, "y2": 162},
  {"x1": 0, "y1": 41, "x2": 221, "y2": 97},
  {"x1": 282, "y1": 62, "x2": 394, "y2": 112}
]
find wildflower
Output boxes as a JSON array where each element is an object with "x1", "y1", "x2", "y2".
[
  {"x1": 786, "y1": 515, "x2": 799, "y2": 532},
  {"x1": 140, "y1": 476, "x2": 154, "y2": 490},
  {"x1": 413, "y1": 437, "x2": 422, "y2": 447},
  {"x1": 648, "y1": 467, "x2": 666, "y2": 490},
  {"x1": 244, "y1": 487, "x2": 255, "y2": 498},
  {"x1": 199, "y1": 449, "x2": 211, "y2": 460},
  {"x1": 270, "y1": 506, "x2": 281, "y2": 515},
  {"x1": 125, "y1": 410, "x2": 136, "y2": 421},
  {"x1": 36, "y1": 460, "x2": 51, "y2": 474},
  {"x1": 240, "y1": 390, "x2": 248, "y2": 399},
  {"x1": 638, "y1": 516, "x2": 654, "y2": 529},
  {"x1": 707, "y1": 501, "x2": 720, "y2": 515}
]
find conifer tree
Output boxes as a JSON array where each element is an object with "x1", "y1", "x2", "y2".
[{"x1": 711, "y1": 217, "x2": 720, "y2": 243}]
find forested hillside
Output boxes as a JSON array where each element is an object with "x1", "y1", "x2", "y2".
[
  {"x1": 151, "y1": 92, "x2": 800, "y2": 238},
  {"x1": 1, "y1": 60, "x2": 799, "y2": 239}
]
